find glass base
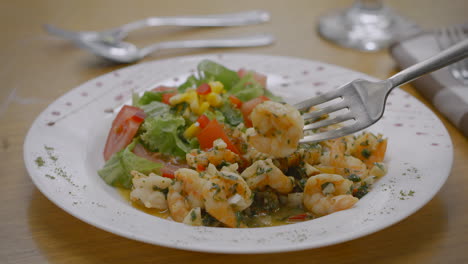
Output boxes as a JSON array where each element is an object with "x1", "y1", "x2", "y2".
[{"x1": 317, "y1": 5, "x2": 419, "y2": 52}]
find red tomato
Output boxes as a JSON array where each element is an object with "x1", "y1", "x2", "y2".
[
  {"x1": 196, "y1": 119, "x2": 240, "y2": 154},
  {"x1": 237, "y1": 68, "x2": 267, "y2": 87},
  {"x1": 162, "y1": 92, "x2": 177, "y2": 104},
  {"x1": 103, "y1": 105, "x2": 146, "y2": 161},
  {"x1": 152, "y1": 86, "x2": 176, "y2": 92},
  {"x1": 229, "y1": 95, "x2": 242, "y2": 108},
  {"x1": 288, "y1": 213, "x2": 309, "y2": 221},
  {"x1": 196, "y1": 164, "x2": 206, "y2": 172},
  {"x1": 196, "y1": 83, "x2": 211, "y2": 95},
  {"x1": 240, "y1": 96, "x2": 269, "y2": 127},
  {"x1": 196, "y1": 114, "x2": 210, "y2": 129}
]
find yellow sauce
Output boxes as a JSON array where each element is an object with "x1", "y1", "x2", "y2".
[
  {"x1": 118, "y1": 188, "x2": 170, "y2": 219},
  {"x1": 118, "y1": 187, "x2": 311, "y2": 227}
]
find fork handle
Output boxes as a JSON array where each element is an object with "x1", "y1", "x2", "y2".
[
  {"x1": 138, "y1": 34, "x2": 274, "y2": 59},
  {"x1": 109, "y1": 10, "x2": 270, "y2": 38},
  {"x1": 388, "y1": 38, "x2": 468, "y2": 88}
]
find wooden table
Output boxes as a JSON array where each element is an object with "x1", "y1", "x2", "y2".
[{"x1": 1, "y1": 0, "x2": 467, "y2": 263}]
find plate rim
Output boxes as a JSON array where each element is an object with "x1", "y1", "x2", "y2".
[{"x1": 23, "y1": 52, "x2": 454, "y2": 254}]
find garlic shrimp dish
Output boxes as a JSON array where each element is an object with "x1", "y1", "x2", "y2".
[{"x1": 98, "y1": 60, "x2": 388, "y2": 228}]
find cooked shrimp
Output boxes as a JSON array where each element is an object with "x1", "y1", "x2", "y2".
[
  {"x1": 246, "y1": 101, "x2": 304, "y2": 158},
  {"x1": 186, "y1": 139, "x2": 240, "y2": 168},
  {"x1": 241, "y1": 159, "x2": 294, "y2": 194},
  {"x1": 350, "y1": 132, "x2": 388, "y2": 167},
  {"x1": 274, "y1": 144, "x2": 323, "y2": 171},
  {"x1": 130, "y1": 171, "x2": 172, "y2": 210},
  {"x1": 303, "y1": 173, "x2": 358, "y2": 216},
  {"x1": 167, "y1": 181, "x2": 191, "y2": 222},
  {"x1": 320, "y1": 139, "x2": 369, "y2": 179},
  {"x1": 167, "y1": 166, "x2": 252, "y2": 227},
  {"x1": 203, "y1": 164, "x2": 252, "y2": 227}
]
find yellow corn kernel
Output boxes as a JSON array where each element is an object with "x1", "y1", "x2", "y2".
[
  {"x1": 209, "y1": 81, "x2": 224, "y2": 94},
  {"x1": 190, "y1": 95, "x2": 200, "y2": 114},
  {"x1": 183, "y1": 122, "x2": 201, "y2": 139},
  {"x1": 186, "y1": 90, "x2": 198, "y2": 100},
  {"x1": 197, "y1": 102, "x2": 210, "y2": 115},
  {"x1": 169, "y1": 93, "x2": 187, "y2": 105},
  {"x1": 206, "y1": 92, "x2": 222, "y2": 107}
]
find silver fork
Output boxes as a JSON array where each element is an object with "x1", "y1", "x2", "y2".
[
  {"x1": 295, "y1": 38, "x2": 468, "y2": 144},
  {"x1": 44, "y1": 10, "x2": 270, "y2": 45},
  {"x1": 436, "y1": 24, "x2": 468, "y2": 84}
]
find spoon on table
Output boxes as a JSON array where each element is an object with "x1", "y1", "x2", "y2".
[{"x1": 71, "y1": 33, "x2": 275, "y2": 63}]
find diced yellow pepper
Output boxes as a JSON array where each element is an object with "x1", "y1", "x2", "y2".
[
  {"x1": 206, "y1": 92, "x2": 222, "y2": 107},
  {"x1": 190, "y1": 95, "x2": 199, "y2": 114},
  {"x1": 169, "y1": 93, "x2": 187, "y2": 105},
  {"x1": 183, "y1": 122, "x2": 202, "y2": 139},
  {"x1": 209, "y1": 81, "x2": 224, "y2": 94},
  {"x1": 197, "y1": 102, "x2": 210, "y2": 115}
]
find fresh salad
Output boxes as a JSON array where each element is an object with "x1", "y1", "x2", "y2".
[{"x1": 98, "y1": 60, "x2": 388, "y2": 228}]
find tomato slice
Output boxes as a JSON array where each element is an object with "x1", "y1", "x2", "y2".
[
  {"x1": 196, "y1": 119, "x2": 240, "y2": 154},
  {"x1": 240, "y1": 96, "x2": 269, "y2": 127},
  {"x1": 152, "y1": 85, "x2": 176, "y2": 92},
  {"x1": 196, "y1": 83, "x2": 211, "y2": 95},
  {"x1": 196, "y1": 114, "x2": 210, "y2": 129},
  {"x1": 229, "y1": 95, "x2": 242, "y2": 108},
  {"x1": 162, "y1": 92, "x2": 177, "y2": 104},
  {"x1": 103, "y1": 105, "x2": 146, "y2": 161},
  {"x1": 237, "y1": 68, "x2": 267, "y2": 87}
]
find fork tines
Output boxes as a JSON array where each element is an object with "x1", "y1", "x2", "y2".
[{"x1": 295, "y1": 82, "x2": 373, "y2": 144}]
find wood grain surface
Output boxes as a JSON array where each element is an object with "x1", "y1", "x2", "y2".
[{"x1": 1, "y1": 0, "x2": 467, "y2": 263}]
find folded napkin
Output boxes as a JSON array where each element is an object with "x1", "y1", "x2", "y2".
[{"x1": 390, "y1": 25, "x2": 468, "y2": 137}]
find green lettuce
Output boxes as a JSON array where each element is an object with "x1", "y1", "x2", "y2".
[
  {"x1": 140, "y1": 101, "x2": 170, "y2": 117},
  {"x1": 197, "y1": 60, "x2": 240, "y2": 90},
  {"x1": 140, "y1": 114, "x2": 190, "y2": 157},
  {"x1": 98, "y1": 140, "x2": 162, "y2": 189},
  {"x1": 177, "y1": 75, "x2": 202, "y2": 93},
  {"x1": 219, "y1": 103, "x2": 243, "y2": 126}
]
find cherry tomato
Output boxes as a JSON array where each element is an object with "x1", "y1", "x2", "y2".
[
  {"x1": 196, "y1": 119, "x2": 240, "y2": 154},
  {"x1": 103, "y1": 105, "x2": 146, "y2": 161},
  {"x1": 240, "y1": 96, "x2": 269, "y2": 127},
  {"x1": 162, "y1": 92, "x2": 177, "y2": 104},
  {"x1": 196, "y1": 114, "x2": 210, "y2": 129},
  {"x1": 196, "y1": 83, "x2": 211, "y2": 95},
  {"x1": 228, "y1": 95, "x2": 242, "y2": 108}
]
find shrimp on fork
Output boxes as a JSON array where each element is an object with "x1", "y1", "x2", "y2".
[{"x1": 246, "y1": 101, "x2": 304, "y2": 158}]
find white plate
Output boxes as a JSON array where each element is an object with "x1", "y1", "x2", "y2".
[{"x1": 24, "y1": 54, "x2": 453, "y2": 253}]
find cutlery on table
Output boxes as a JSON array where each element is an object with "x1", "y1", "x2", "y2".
[
  {"x1": 295, "y1": 38, "x2": 468, "y2": 143},
  {"x1": 436, "y1": 24, "x2": 468, "y2": 84},
  {"x1": 69, "y1": 33, "x2": 275, "y2": 63},
  {"x1": 44, "y1": 10, "x2": 270, "y2": 45}
]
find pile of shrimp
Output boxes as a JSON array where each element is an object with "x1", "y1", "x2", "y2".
[{"x1": 129, "y1": 101, "x2": 388, "y2": 227}]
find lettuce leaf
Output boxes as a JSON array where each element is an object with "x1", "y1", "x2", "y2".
[
  {"x1": 197, "y1": 60, "x2": 240, "y2": 90},
  {"x1": 140, "y1": 114, "x2": 190, "y2": 157},
  {"x1": 229, "y1": 72, "x2": 265, "y2": 101},
  {"x1": 140, "y1": 101, "x2": 170, "y2": 117},
  {"x1": 219, "y1": 103, "x2": 243, "y2": 126},
  {"x1": 98, "y1": 140, "x2": 162, "y2": 189},
  {"x1": 177, "y1": 75, "x2": 201, "y2": 93}
]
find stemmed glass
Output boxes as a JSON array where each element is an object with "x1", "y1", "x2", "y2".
[{"x1": 317, "y1": 0, "x2": 418, "y2": 51}]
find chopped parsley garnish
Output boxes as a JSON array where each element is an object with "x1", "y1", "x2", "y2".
[
  {"x1": 348, "y1": 174, "x2": 361, "y2": 182},
  {"x1": 361, "y1": 148, "x2": 371, "y2": 159}
]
